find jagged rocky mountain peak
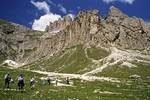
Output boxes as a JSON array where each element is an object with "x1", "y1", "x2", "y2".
[
  {"x1": 109, "y1": 6, "x2": 125, "y2": 17},
  {"x1": 45, "y1": 15, "x2": 72, "y2": 33},
  {"x1": 0, "y1": 6, "x2": 150, "y2": 65}
]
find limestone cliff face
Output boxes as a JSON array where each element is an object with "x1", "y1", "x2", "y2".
[
  {"x1": 103, "y1": 6, "x2": 150, "y2": 49},
  {"x1": 0, "y1": 19, "x2": 43, "y2": 63},
  {"x1": 0, "y1": 6, "x2": 150, "y2": 65},
  {"x1": 45, "y1": 6, "x2": 150, "y2": 50},
  {"x1": 45, "y1": 15, "x2": 72, "y2": 33}
]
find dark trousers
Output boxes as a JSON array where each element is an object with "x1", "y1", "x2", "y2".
[
  {"x1": 47, "y1": 80, "x2": 50, "y2": 85},
  {"x1": 67, "y1": 80, "x2": 69, "y2": 84},
  {"x1": 30, "y1": 81, "x2": 34, "y2": 89},
  {"x1": 18, "y1": 81, "x2": 24, "y2": 90},
  {"x1": 5, "y1": 78, "x2": 9, "y2": 88}
]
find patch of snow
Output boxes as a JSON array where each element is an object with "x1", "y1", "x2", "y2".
[{"x1": 3, "y1": 60, "x2": 25, "y2": 68}]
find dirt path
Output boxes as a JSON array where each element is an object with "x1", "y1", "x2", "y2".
[{"x1": 30, "y1": 70, "x2": 120, "y2": 83}]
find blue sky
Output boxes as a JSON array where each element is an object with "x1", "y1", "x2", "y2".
[{"x1": 0, "y1": 0, "x2": 150, "y2": 31}]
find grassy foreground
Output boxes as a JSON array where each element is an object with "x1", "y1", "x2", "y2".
[{"x1": 0, "y1": 64, "x2": 150, "y2": 100}]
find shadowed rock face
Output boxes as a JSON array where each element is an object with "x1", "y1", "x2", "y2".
[{"x1": 0, "y1": 6, "x2": 150, "y2": 64}]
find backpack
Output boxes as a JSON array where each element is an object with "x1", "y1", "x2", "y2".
[{"x1": 10, "y1": 79, "x2": 14, "y2": 83}]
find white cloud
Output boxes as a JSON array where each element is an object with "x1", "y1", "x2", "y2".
[
  {"x1": 58, "y1": 4, "x2": 67, "y2": 14},
  {"x1": 77, "y1": 6, "x2": 81, "y2": 9},
  {"x1": 103, "y1": 0, "x2": 135, "y2": 4},
  {"x1": 31, "y1": 0, "x2": 50, "y2": 14},
  {"x1": 146, "y1": 21, "x2": 150, "y2": 25},
  {"x1": 69, "y1": 10, "x2": 74, "y2": 13},
  {"x1": 67, "y1": 14, "x2": 76, "y2": 20},
  {"x1": 47, "y1": 0, "x2": 56, "y2": 6},
  {"x1": 47, "y1": 0, "x2": 68, "y2": 14},
  {"x1": 31, "y1": 0, "x2": 61, "y2": 31},
  {"x1": 31, "y1": 0, "x2": 75, "y2": 31},
  {"x1": 28, "y1": 21, "x2": 33, "y2": 25},
  {"x1": 32, "y1": 14, "x2": 61, "y2": 31},
  {"x1": 48, "y1": 0, "x2": 74, "y2": 15}
]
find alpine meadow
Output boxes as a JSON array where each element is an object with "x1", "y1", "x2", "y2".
[{"x1": 0, "y1": 6, "x2": 150, "y2": 100}]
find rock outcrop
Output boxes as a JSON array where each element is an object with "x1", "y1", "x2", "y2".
[
  {"x1": 45, "y1": 15, "x2": 72, "y2": 33},
  {"x1": 0, "y1": 6, "x2": 150, "y2": 65},
  {"x1": 103, "y1": 6, "x2": 150, "y2": 49}
]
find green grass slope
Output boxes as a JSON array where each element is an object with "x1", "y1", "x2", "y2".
[
  {"x1": 87, "y1": 46, "x2": 110, "y2": 60},
  {"x1": 21, "y1": 45, "x2": 111, "y2": 74},
  {"x1": 22, "y1": 45, "x2": 97, "y2": 74},
  {"x1": 94, "y1": 61, "x2": 150, "y2": 80}
]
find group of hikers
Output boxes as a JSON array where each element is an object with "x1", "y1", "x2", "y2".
[
  {"x1": 42, "y1": 76, "x2": 70, "y2": 86},
  {"x1": 5, "y1": 73, "x2": 25, "y2": 92},
  {"x1": 4, "y1": 73, "x2": 70, "y2": 93}
]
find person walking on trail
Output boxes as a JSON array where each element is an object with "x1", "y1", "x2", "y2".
[
  {"x1": 5, "y1": 73, "x2": 10, "y2": 88},
  {"x1": 17, "y1": 74, "x2": 24, "y2": 93},
  {"x1": 55, "y1": 78, "x2": 58, "y2": 86},
  {"x1": 67, "y1": 77, "x2": 70, "y2": 85},
  {"x1": 30, "y1": 76, "x2": 34, "y2": 89},
  {"x1": 64, "y1": 78, "x2": 66, "y2": 82},
  {"x1": 47, "y1": 76, "x2": 50, "y2": 85},
  {"x1": 42, "y1": 77, "x2": 45, "y2": 85}
]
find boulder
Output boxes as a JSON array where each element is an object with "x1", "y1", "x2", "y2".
[{"x1": 130, "y1": 75, "x2": 141, "y2": 79}]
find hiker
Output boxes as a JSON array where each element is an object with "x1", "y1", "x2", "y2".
[
  {"x1": 30, "y1": 76, "x2": 34, "y2": 89},
  {"x1": 5, "y1": 73, "x2": 10, "y2": 88},
  {"x1": 17, "y1": 74, "x2": 24, "y2": 93},
  {"x1": 55, "y1": 78, "x2": 58, "y2": 86},
  {"x1": 67, "y1": 77, "x2": 70, "y2": 85},
  {"x1": 42, "y1": 78, "x2": 45, "y2": 85},
  {"x1": 64, "y1": 78, "x2": 66, "y2": 82},
  {"x1": 47, "y1": 76, "x2": 50, "y2": 85}
]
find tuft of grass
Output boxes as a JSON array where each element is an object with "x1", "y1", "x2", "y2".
[
  {"x1": 3, "y1": 63, "x2": 9, "y2": 66},
  {"x1": 0, "y1": 19, "x2": 13, "y2": 26},
  {"x1": 9, "y1": 52, "x2": 17, "y2": 58},
  {"x1": 0, "y1": 19, "x2": 15, "y2": 34},
  {"x1": 45, "y1": 37, "x2": 53, "y2": 40},
  {"x1": 87, "y1": 46, "x2": 110, "y2": 60},
  {"x1": 23, "y1": 47, "x2": 37, "y2": 57}
]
